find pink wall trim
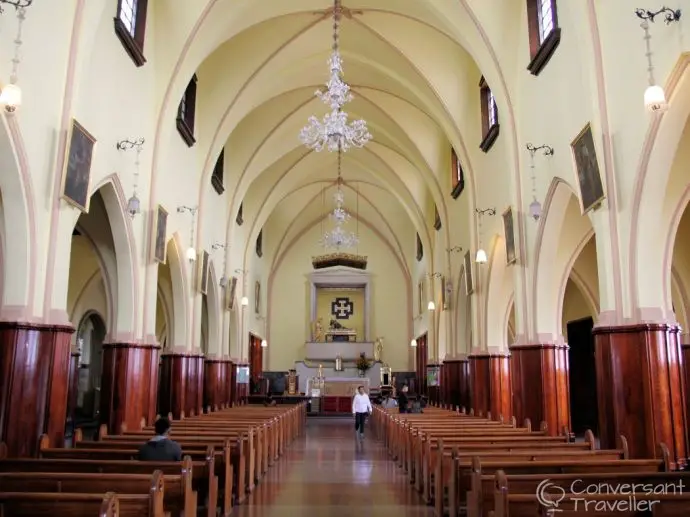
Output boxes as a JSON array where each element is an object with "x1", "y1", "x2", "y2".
[
  {"x1": 662, "y1": 183, "x2": 690, "y2": 315},
  {"x1": 531, "y1": 177, "x2": 576, "y2": 338},
  {"x1": 555, "y1": 229, "x2": 595, "y2": 336},
  {"x1": 458, "y1": 0, "x2": 528, "y2": 348},
  {"x1": 629, "y1": 55, "x2": 690, "y2": 316},
  {"x1": 91, "y1": 173, "x2": 141, "y2": 340},
  {"x1": 481, "y1": 235, "x2": 498, "y2": 349},
  {"x1": 671, "y1": 266, "x2": 690, "y2": 327},
  {"x1": 585, "y1": 0, "x2": 623, "y2": 323},
  {"x1": 266, "y1": 180, "x2": 410, "y2": 279},
  {"x1": 5, "y1": 117, "x2": 37, "y2": 321},
  {"x1": 503, "y1": 293, "x2": 515, "y2": 346},
  {"x1": 44, "y1": 0, "x2": 85, "y2": 323},
  {"x1": 143, "y1": 0, "x2": 218, "y2": 338}
]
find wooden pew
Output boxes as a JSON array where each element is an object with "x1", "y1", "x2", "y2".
[
  {"x1": 0, "y1": 469, "x2": 195, "y2": 517},
  {"x1": 0, "y1": 470, "x2": 164, "y2": 516},
  {"x1": 36, "y1": 437, "x2": 220, "y2": 517},
  {"x1": 0, "y1": 492, "x2": 118, "y2": 517},
  {"x1": 491, "y1": 470, "x2": 690, "y2": 517}
]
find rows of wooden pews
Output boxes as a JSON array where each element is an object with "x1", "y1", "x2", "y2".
[
  {"x1": 372, "y1": 404, "x2": 690, "y2": 517},
  {"x1": 0, "y1": 401, "x2": 306, "y2": 516}
]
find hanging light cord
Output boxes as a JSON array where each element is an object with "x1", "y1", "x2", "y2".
[
  {"x1": 640, "y1": 20, "x2": 656, "y2": 86},
  {"x1": 529, "y1": 148, "x2": 537, "y2": 202}
]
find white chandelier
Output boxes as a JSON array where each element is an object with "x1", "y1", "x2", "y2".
[
  {"x1": 320, "y1": 150, "x2": 359, "y2": 250},
  {"x1": 299, "y1": 0, "x2": 371, "y2": 153}
]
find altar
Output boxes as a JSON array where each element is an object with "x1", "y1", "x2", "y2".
[{"x1": 307, "y1": 377, "x2": 369, "y2": 396}]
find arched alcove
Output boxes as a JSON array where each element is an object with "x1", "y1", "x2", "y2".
[{"x1": 75, "y1": 311, "x2": 107, "y2": 420}]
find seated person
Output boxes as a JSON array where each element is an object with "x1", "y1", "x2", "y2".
[
  {"x1": 380, "y1": 394, "x2": 398, "y2": 409},
  {"x1": 138, "y1": 417, "x2": 182, "y2": 461},
  {"x1": 264, "y1": 394, "x2": 277, "y2": 406}
]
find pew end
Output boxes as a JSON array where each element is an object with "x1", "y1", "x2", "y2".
[
  {"x1": 38, "y1": 434, "x2": 50, "y2": 454},
  {"x1": 619, "y1": 434, "x2": 629, "y2": 458},
  {"x1": 584, "y1": 429, "x2": 596, "y2": 449},
  {"x1": 524, "y1": 418, "x2": 532, "y2": 432},
  {"x1": 100, "y1": 492, "x2": 119, "y2": 517},
  {"x1": 97, "y1": 424, "x2": 109, "y2": 441},
  {"x1": 658, "y1": 442, "x2": 671, "y2": 471},
  {"x1": 539, "y1": 421, "x2": 548, "y2": 433}
]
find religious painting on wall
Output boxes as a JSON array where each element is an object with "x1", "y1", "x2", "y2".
[
  {"x1": 225, "y1": 276, "x2": 237, "y2": 311},
  {"x1": 256, "y1": 229, "x2": 263, "y2": 258},
  {"x1": 152, "y1": 204, "x2": 168, "y2": 263},
  {"x1": 464, "y1": 250, "x2": 474, "y2": 295},
  {"x1": 254, "y1": 280, "x2": 261, "y2": 314},
  {"x1": 434, "y1": 205, "x2": 441, "y2": 231},
  {"x1": 502, "y1": 206, "x2": 516, "y2": 265},
  {"x1": 61, "y1": 119, "x2": 96, "y2": 213},
  {"x1": 571, "y1": 122, "x2": 605, "y2": 214},
  {"x1": 441, "y1": 275, "x2": 447, "y2": 310},
  {"x1": 416, "y1": 233, "x2": 423, "y2": 261},
  {"x1": 417, "y1": 280, "x2": 424, "y2": 315},
  {"x1": 197, "y1": 250, "x2": 209, "y2": 295}
]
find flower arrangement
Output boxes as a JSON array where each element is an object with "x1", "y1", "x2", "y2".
[{"x1": 356, "y1": 352, "x2": 371, "y2": 372}]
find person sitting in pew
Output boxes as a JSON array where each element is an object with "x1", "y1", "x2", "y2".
[
  {"x1": 137, "y1": 417, "x2": 182, "y2": 462},
  {"x1": 381, "y1": 393, "x2": 398, "y2": 409},
  {"x1": 398, "y1": 385, "x2": 409, "y2": 413}
]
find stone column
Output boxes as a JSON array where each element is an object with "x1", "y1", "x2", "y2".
[
  {"x1": 0, "y1": 321, "x2": 74, "y2": 457},
  {"x1": 510, "y1": 343, "x2": 570, "y2": 435},
  {"x1": 100, "y1": 343, "x2": 160, "y2": 433},
  {"x1": 594, "y1": 323, "x2": 688, "y2": 469},
  {"x1": 469, "y1": 352, "x2": 512, "y2": 420}
]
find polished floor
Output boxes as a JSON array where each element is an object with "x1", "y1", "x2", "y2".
[{"x1": 234, "y1": 417, "x2": 435, "y2": 517}]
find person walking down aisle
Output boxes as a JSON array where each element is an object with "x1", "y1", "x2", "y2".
[{"x1": 352, "y1": 385, "x2": 372, "y2": 440}]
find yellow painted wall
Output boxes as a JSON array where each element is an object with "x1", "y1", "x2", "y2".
[{"x1": 316, "y1": 287, "x2": 364, "y2": 339}]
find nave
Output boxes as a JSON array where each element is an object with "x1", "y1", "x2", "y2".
[{"x1": 235, "y1": 418, "x2": 433, "y2": 517}]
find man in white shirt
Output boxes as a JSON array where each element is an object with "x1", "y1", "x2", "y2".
[{"x1": 352, "y1": 385, "x2": 373, "y2": 440}]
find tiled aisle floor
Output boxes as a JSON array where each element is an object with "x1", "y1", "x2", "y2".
[{"x1": 234, "y1": 417, "x2": 435, "y2": 517}]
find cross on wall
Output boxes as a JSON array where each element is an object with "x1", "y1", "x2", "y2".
[{"x1": 331, "y1": 297, "x2": 354, "y2": 319}]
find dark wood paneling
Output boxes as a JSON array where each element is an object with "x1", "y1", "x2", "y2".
[
  {"x1": 510, "y1": 344, "x2": 570, "y2": 436},
  {"x1": 100, "y1": 343, "x2": 160, "y2": 433},
  {"x1": 415, "y1": 333, "x2": 428, "y2": 396},
  {"x1": 204, "y1": 359, "x2": 233, "y2": 410},
  {"x1": 441, "y1": 359, "x2": 470, "y2": 410},
  {"x1": 469, "y1": 353, "x2": 512, "y2": 420},
  {"x1": 0, "y1": 321, "x2": 75, "y2": 457},
  {"x1": 158, "y1": 354, "x2": 188, "y2": 419},
  {"x1": 594, "y1": 324, "x2": 688, "y2": 469},
  {"x1": 249, "y1": 334, "x2": 263, "y2": 383}
]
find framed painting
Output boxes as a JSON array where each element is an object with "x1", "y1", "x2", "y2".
[
  {"x1": 571, "y1": 123, "x2": 605, "y2": 214},
  {"x1": 502, "y1": 206, "x2": 516, "y2": 265},
  {"x1": 255, "y1": 280, "x2": 261, "y2": 314},
  {"x1": 61, "y1": 119, "x2": 96, "y2": 213},
  {"x1": 197, "y1": 250, "x2": 210, "y2": 295},
  {"x1": 441, "y1": 275, "x2": 447, "y2": 310},
  {"x1": 464, "y1": 250, "x2": 474, "y2": 295},
  {"x1": 225, "y1": 276, "x2": 238, "y2": 311},
  {"x1": 151, "y1": 204, "x2": 168, "y2": 263},
  {"x1": 417, "y1": 280, "x2": 424, "y2": 315}
]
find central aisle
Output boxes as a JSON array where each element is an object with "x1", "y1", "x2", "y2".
[{"x1": 234, "y1": 416, "x2": 434, "y2": 517}]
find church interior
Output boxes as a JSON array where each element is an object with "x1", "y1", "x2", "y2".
[{"x1": 3, "y1": 0, "x2": 690, "y2": 514}]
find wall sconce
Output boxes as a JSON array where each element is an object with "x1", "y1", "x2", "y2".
[
  {"x1": 427, "y1": 301, "x2": 436, "y2": 311},
  {"x1": 635, "y1": 7, "x2": 681, "y2": 112},
  {"x1": 475, "y1": 208, "x2": 496, "y2": 263},
  {"x1": 410, "y1": 338, "x2": 417, "y2": 348},
  {"x1": 0, "y1": 1, "x2": 31, "y2": 113},
  {"x1": 235, "y1": 268, "x2": 249, "y2": 306},
  {"x1": 212, "y1": 243, "x2": 228, "y2": 286},
  {"x1": 177, "y1": 205, "x2": 198, "y2": 262},
  {"x1": 241, "y1": 296, "x2": 249, "y2": 307},
  {"x1": 261, "y1": 339, "x2": 268, "y2": 348},
  {"x1": 525, "y1": 143, "x2": 554, "y2": 221},
  {"x1": 117, "y1": 137, "x2": 145, "y2": 218}
]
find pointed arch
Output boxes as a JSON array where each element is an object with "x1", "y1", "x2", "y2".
[
  {"x1": 205, "y1": 260, "x2": 221, "y2": 356},
  {"x1": 167, "y1": 234, "x2": 189, "y2": 348},
  {"x1": 484, "y1": 232, "x2": 515, "y2": 351}
]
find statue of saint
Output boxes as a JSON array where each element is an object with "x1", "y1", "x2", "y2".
[
  {"x1": 312, "y1": 317, "x2": 324, "y2": 341},
  {"x1": 374, "y1": 338, "x2": 384, "y2": 361}
]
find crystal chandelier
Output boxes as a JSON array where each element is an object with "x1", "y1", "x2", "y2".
[
  {"x1": 299, "y1": 0, "x2": 371, "y2": 153},
  {"x1": 320, "y1": 150, "x2": 359, "y2": 250}
]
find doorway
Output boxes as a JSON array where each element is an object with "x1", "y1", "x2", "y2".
[
  {"x1": 76, "y1": 312, "x2": 107, "y2": 420},
  {"x1": 566, "y1": 316, "x2": 599, "y2": 436}
]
